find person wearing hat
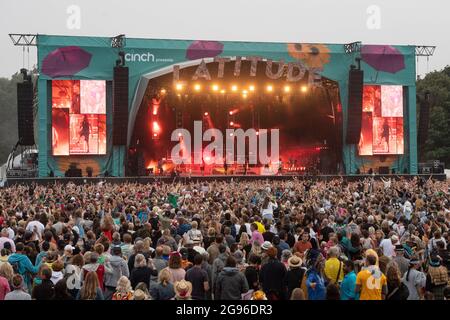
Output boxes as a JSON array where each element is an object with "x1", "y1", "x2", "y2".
[
  {"x1": 4, "y1": 274, "x2": 31, "y2": 300},
  {"x1": 284, "y1": 255, "x2": 306, "y2": 299},
  {"x1": 389, "y1": 245, "x2": 410, "y2": 277},
  {"x1": 401, "y1": 257, "x2": 426, "y2": 300},
  {"x1": 425, "y1": 254, "x2": 449, "y2": 300},
  {"x1": 174, "y1": 280, "x2": 193, "y2": 300}
]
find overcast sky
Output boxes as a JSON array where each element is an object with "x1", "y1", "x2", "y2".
[{"x1": 0, "y1": 0, "x2": 447, "y2": 78}]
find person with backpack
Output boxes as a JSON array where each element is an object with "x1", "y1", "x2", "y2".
[{"x1": 8, "y1": 242, "x2": 41, "y2": 292}]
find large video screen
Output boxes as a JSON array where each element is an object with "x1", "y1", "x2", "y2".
[
  {"x1": 52, "y1": 80, "x2": 107, "y2": 155},
  {"x1": 358, "y1": 85, "x2": 404, "y2": 155}
]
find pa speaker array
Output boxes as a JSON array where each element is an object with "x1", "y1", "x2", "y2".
[
  {"x1": 346, "y1": 68, "x2": 364, "y2": 144},
  {"x1": 113, "y1": 66, "x2": 129, "y2": 145},
  {"x1": 17, "y1": 81, "x2": 35, "y2": 146}
]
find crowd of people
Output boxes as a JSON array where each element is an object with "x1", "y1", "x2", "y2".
[{"x1": 0, "y1": 175, "x2": 449, "y2": 300}]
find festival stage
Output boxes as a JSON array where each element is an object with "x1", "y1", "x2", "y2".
[{"x1": 4, "y1": 174, "x2": 445, "y2": 186}]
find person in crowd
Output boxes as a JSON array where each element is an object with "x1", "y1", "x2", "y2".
[
  {"x1": 386, "y1": 263, "x2": 409, "y2": 300},
  {"x1": 4, "y1": 274, "x2": 31, "y2": 300},
  {"x1": 8, "y1": 242, "x2": 41, "y2": 291},
  {"x1": 356, "y1": 254, "x2": 387, "y2": 300},
  {"x1": 77, "y1": 271, "x2": 104, "y2": 300},
  {"x1": 215, "y1": 256, "x2": 249, "y2": 300},
  {"x1": 105, "y1": 245, "x2": 130, "y2": 299},
  {"x1": 260, "y1": 246, "x2": 286, "y2": 299},
  {"x1": 174, "y1": 279, "x2": 192, "y2": 300},
  {"x1": 425, "y1": 254, "x2": 449, "y2": 300},
  {"x1": 284, "y1": 255, "x2": 306, "y2": 299},
  {"x1": 130, "y1": 253, "x2": 157, "y2": 289},
  {"x1": 112, "y1": 276, "x2": 134, "y2": 300},
  {"x1": 185, "y1": 254, "x2": 209, "y2": 300},
  {"x1": 340, "y1": 260, "x2": 358, "y2": 300},
  {"x1": 402, "y1": 257, "x2": 426, "y2": 300},
  {"x1": 150, "y1": 268, "x2": 175, "y2": 300},
  {"x1": 305, "y1": 255, "x2": 326, "y2": 300},
  {"x1": 52, "y1": 279, "x2": 74, "y2": 300},
  {"x1": 164, "y1": 252, "x2": 186, "y2": 284},
  {"x1": 32, "y1": 266, "x2": 54, "y2": 300}
]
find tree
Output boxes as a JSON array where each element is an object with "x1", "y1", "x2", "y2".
[{"x1": 417, "y1": 66, "x2": 450, "y2": 167}]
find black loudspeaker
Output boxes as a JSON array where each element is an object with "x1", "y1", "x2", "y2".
[
  {"x1": 346, "y1": 68, "x2": 364, "y2": 144},
  {"x1": 17, "y1": 81, "x2": 35, "y2": 145},
  {"x1": 65, "y1": 168, "x2": 82, "y2": 177},
  {"x1": 378, "y1": 166, "x2": 390, "y2": 174},
  {"x1": 417, "y1": 93, "x2": 430, "y2": 147},
  {"x1": 113, "y1": 66, "x2": 129, "y2": 145}
]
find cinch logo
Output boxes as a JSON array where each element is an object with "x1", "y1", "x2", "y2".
[{"x1": 125, "y1": 52, "x2": 155, "y2": 62}]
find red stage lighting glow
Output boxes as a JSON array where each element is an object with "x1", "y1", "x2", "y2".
[
  {"x1": 229, "y1": 111, "x2": 233, "y2": 115},
  {"x1": 204, "y1": 112, "x2": 209, "y2": 116},
  {"x1": 229, "y1": 121, "x2": 234, "y2": 126},
  {"x1": 152, "y1": 121, "x2": 160, "y2": 132}
]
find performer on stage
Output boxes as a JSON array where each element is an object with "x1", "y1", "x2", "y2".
[
  {"x1": 157, "y1": 159, "x2": 164, "y2": 175},
  {"x1": 78, "y1": 115, "x2": 91, "y2": 153}
]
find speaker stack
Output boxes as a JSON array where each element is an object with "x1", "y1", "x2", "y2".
[
  {"x1": 17, "y1": 71, "x2": 35, "y2": 146},
  {"x1": 113, "y1": 66, "x2": 129, "y2": 145},
  {"x1": 346, "y1": 67, "x2": 364, "y2": 144}
]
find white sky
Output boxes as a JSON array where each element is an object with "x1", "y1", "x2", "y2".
[{"x1": 0, "y1": 0, "x2": 447, "y2": 78}]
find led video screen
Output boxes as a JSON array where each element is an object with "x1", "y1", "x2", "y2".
[
  {"x1": 52, "y1": 80, "x2": 107, "y2": 155},
  {"x1": 358, "y1": 85, "x2": 404, "y2": 155}
]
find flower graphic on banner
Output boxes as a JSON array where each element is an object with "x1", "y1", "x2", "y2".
[
  {"x1": 186, "y1": 40, "x2": 224, "y2": 60},
  {"x1": 42, "y1": 46, "x2": 92, "y2": 78},
  {"x1": 287, "y1": 43, "x2": 331, "y2": 70}
]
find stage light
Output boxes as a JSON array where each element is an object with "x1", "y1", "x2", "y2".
[
  {"x1": 256, "y1": 131, "x2": 259, "y2": 136},
  {"x1": 204, "y1": 112, "x2": 209, "y2": 116},
  {"x1": 175, "y1": 83, "x2": 183, "y2": 91},
  {"x1": 160, "y1": 88, "x2": 167, "y2": 95},
  {"x1": 249, "y1": 85, "x2": 255, "y2": 92},
  {"x1": 266, "y1": 85, "x2": 273, "y2": 92},
  {"x1": 242, "y1": 93, "x2": 248, "y2": 99},
  {"x1": 301, "y1": 85, "x2": 308, "y2": 93},
  {"x1": 194, "y1": 84, "x2": 201, "y2": 92},
  {"x1": 153, "y1": 121, "x2": 160, "y2": 132},
  {"x1": 220, "y1": 89, "x2": 226, "y2": 94},
  {"x1": 153, "y1": 133, "x2": 158, "y2": 137},
  {"x1": 243, "y1": 90, "x2": 248, "y2": 94},
  {"x1": 178, "y1": 133, "x2": 182, "y2": 137},
  {"x1": 212, "y1": 84, "x2": 219, "y2": 92},
  {"x1": 231, "y1": 85, "x2": 238, "y2": 92},
  {"x1": 230, "y1": 121, "x2": 234, "y2": 126},
  {"x1": 229, "y1": 133, "x2": 234, "y2": 137},
  {"x1": 205, "y1": 156, "x2": 211, "y2": 162},
  {"x1": 229, "y1": 111, "x2": 233, "y2": 115},
  {"x1": 284, "y1": 86, "x2": 291, "y2": 93}
]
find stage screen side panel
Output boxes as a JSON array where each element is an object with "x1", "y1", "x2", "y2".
[
  {"x1": 51, "y1": 80, "x2": 107, "y2": 156},
  {"x1": 80, "y1": 80, "x2": 106, "y2": 114},
  {"x1": 51, "y1": 108, "x2": 70, "y2": 156}
]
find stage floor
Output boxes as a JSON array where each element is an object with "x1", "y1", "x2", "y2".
[{"x1": 3, "y1": 174, "x2": 446, "y2": 186}]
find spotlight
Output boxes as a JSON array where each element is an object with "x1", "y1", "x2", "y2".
[
  {"x1": 266, "y1": 85, "x2": 273, "y2": 92},
  {"x1": 204, "y1": 112, "x2": 209, "y2": 116},
  {"x1": 230, "y1": 121, "x2": 234, "y2": 126},
  {"x1": 256, "y1": 131, "x2": 259, "y2": 136},
  {"x1": 160, "y1": 88, "x2": 167, "y2": 95},
  {"x1": 242, "y1": 93, "x2": 247, "y2": 99},
  {"x1": 220, "y1": 89, "x2": 226, "y2": 94},
  {"x1": 153, "y1": 133, "x2": 158, "y2": 137},
  {"x1": 242, "y1": 90, "x2": 248, "y2": 94},
  {"x1": 284, "y1": 86, "x2": 291, "y2": 93},
  {"x1": 231, "y1": 85, "x2": 238, "y2": 92},
  {"x1": 175, "y1": 83, "x2": 183, "y2": 91},
  {"x1": 301, "y1": 85, "x2": 308, "y2": 93},
  {"x1": 212, "y1": 84, "x2": 219, "y2": 92},
  {"x1": 178, "y1": 133, "x2": 182, "y2": 137},
  {"x1": 249, "y1": 85, "x2": 255, "y2": 92},
  {"x1": 194, "y1": 84, "x2": 201, "y2": 92},
  {"x1": 229, "y1": 111, "x2": 233, "y2": 115},
  {"x1": 229, "y1": 133, "x2": 234, "y2": 137}
]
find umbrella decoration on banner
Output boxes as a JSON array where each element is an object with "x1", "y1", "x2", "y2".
[
  {"x1": 186, "y1": 40, "x2": 224, "y2": 60},
  {"x1": 41, "y1": 46, "x2": 92, "y2": 78},
  {"x1": 361, "y1": 45, "x2": 405, "y2": 74}
]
